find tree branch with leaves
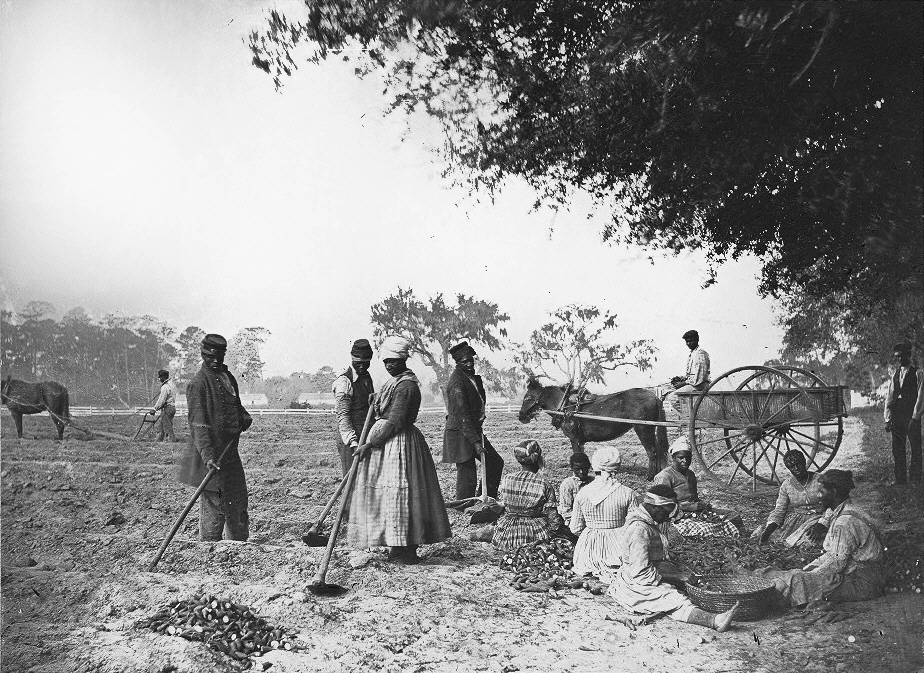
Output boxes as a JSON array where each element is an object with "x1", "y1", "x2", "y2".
[
  {"x1": 515, "y1": 305, "x2": 655, "y2": 390},
  {"x1": 370, "y1": 287, "x2": 509, "y2": 398}
]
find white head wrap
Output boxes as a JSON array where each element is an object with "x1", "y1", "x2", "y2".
[
  {"x1": 670, "y1": 435, "x2": 692, "y2": 456},
  {"x1": 643, "y1": 489, "x2": 680, "y2": 518},
  {"x1": 379, "y1": 335, "x2": 411, "y2": 361},
  {"x1": 591, "y1": 446, "x2": 621, "y2": 474}
]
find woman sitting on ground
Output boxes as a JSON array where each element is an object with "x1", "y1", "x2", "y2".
[
  {"x1": 754, "y1": 449, "x2": 829, "y2": 547},
  {"x1": 569, "y1": 446, "x2": 639, "y2": 577},
  {"x1": 758, "y1": 469, "x2": 885, "y2": 606},
  {"x1": 653, "y1": 436, "x2": 743, "y2": 538},
  {"x1": 608, "y1": 484, "x2": 739, "y2": 632},
  {"x1": 492, "y1": 440, "x2": 566, "y2": 552}
]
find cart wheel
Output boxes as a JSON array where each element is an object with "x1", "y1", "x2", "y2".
[
  {"x1": 689, "y1": 366, "x2": 823, "y2": 493},
  {"x1": 735, "y1": 366, "x2": 842, "y2": 475}
]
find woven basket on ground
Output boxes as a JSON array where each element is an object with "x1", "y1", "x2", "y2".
[{"x1": 685, "y1": 574, "x2": 776, "y2": 621}]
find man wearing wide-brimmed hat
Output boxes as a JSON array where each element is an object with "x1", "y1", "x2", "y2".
[
  {"x1": 331, "y1": 338, "x2": 375, "y2": 476},
  {"x1": 178, "y1": 333, "x2": 253, "y2": 541},
  {"x1": 442, "y1": 341, "x2": 504, "y2": 499}
]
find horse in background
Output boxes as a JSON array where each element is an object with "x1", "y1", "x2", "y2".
[
  {"x1": 1, "y1": 376, "x2": 70, "y2": 440},
  {"x1": 519, "y1": 378, "x2": 669, "y2": 479}
]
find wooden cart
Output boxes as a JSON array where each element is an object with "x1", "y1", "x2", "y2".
[
  {"x1": 544, "y1": 365, "x2": 850, "y2": 493},
  {"x1": 675, "y1": 365, "x2": 849, "y2": 493}
]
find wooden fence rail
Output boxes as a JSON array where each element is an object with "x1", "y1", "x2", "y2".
[{"x1": 2, "y1": 405, "x2": 520, "y2": 417}]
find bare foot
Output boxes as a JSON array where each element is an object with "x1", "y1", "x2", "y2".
[{"x1": 714, "y1": 601, "x2": 740, "y2": 633}]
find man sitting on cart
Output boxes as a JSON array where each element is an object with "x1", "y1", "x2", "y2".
[
  {"x1": 664, "y1": 329, "x2": 711, "y2": 416},
  {"x1": 653, "y1": 436, "x2": 744, "y2": 538}
]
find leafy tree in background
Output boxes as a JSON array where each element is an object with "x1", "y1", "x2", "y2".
[
  {"x1": 476, "y1": 358, "x2": 523, "y2": 401},
  {"x1": 515, "y1": 304, "x2": 655, "y2": 390},
  {"x1": 227, "y1": 327, "x2": 271, "y2": 389},
  {"x1": 250, "y1": 0, "x2": 923, "y2": 363},
  {"x1": 176, "y1": 326, "x2": 207, "y2": 384},
  {"x1": 370, "y1": 287, "x2": 509, "y2": 400}
]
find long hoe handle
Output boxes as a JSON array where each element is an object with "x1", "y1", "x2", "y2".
[
  {"x1": 146, "y1": 438, "x2": 235, "y2": 572},
  {"x1": 479, "y1": 432, "x2": 489, "y2": 501},
  {"x1": 311, "y1": 451, "x2": 361, "y2": 586},
  {"x1": 306, "y1": 401, "x2": 376, "y2": 535},
  {"x1": 312, "y1": 394, "x2": 376, "y2": 586}
]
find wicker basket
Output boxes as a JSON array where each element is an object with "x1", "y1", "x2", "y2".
[{"x1": 685, "y1": 574, "x2": 776, "y2": 621}]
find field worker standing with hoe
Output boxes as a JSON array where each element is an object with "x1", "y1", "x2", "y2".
[
  {"x1": 442, "y1": 341, "x2": 504, "y2": 499},
  {"x1": 151, "y1": 369, "x2": 177, "y2": 442},
  {"x1": 332, "y1": 339, "x2": 375, "y2": 476},
  {"x1": 178, "y1": 334, "x2": 253, "y2": 541},
  {"x1": 348, "y1": 336, "x2": 451, "y2": 564}
]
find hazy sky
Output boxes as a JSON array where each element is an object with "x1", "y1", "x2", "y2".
[{"x1": 0, "y1": 0, "x2": 783, "y2": 388}]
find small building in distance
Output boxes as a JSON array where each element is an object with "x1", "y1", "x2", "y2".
[
  {"x1": 297, "y1": 392, "x2": 335, "y2": 408},
  {"x1": 239, "y1": 393, "x2": 269, "y2": 407}
]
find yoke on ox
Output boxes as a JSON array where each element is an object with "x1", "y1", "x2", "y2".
[
  {"x1": 1, "y1": 376, "x2": 70, "y2": 440},
  {"x1": 518, "y1": 379, "x2": 669, "y2": 480}
]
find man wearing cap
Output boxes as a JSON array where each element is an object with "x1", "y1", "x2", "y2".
[
  {"x1": 442, "y1": 341, "x2": 504, "y2": 499},
  {"x1": 178, "y1": 334, "x2": 253, "y2": 541},
  {"x1": 884, "y1": 342, "x2": 923, "y2": 484},
  {"x1": 666, "y1": 330, "x2": 711, "y2": 416},
  {"x1": 760, "y1": 469, "x2": 885, "y2": 606},
  {"x1": 331, "y1": 339, "x2": 375, "y2": 476},
  {"x1": 151, "y1": 368, "x2": 177, "y2": 442},
  {"x1": 608, "y1": 484, "x2": 739, "y2": 632}
]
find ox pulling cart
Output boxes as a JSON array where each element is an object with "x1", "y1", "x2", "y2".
[{"x1": 541, "y1": 365, "x2": 850, "y2": 494}]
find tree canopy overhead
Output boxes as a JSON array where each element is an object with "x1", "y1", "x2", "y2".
[{"x1": 250, "y1": 0, "x2": 923, "y2": 358}]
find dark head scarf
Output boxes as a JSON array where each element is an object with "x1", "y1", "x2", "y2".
[
  {"x1": 157, "y1": 369, "x2": 169, "y2": 381},
  {"x1": 818, "y1": 469, "x2": 855, "y2": 493},
  {"x1": 514, "y1": 439, "x2": 544, "y2": 469}
]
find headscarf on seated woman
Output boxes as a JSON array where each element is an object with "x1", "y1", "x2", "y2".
[{"x1": 513, "y1": 439, "x2": 545, "y2": 470}]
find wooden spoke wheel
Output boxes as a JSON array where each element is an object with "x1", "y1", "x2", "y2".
[
  {"x1": 688, "y1": 366, "x2": 824, "y2": 493},
  {"x1": 732, "y1": 366, "x2": 842, "y2": 479}
]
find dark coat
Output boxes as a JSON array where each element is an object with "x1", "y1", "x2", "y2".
[
  {"x1": 178, "y1": 365, "x2": 252, "y2": 489},
  {"x1": 442, "y1": 367, "x2": 487, "y2": 463}
]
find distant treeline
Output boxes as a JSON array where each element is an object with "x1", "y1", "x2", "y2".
[{"x1": 0, "y1": 302, "x2": 331, "y2": 407}]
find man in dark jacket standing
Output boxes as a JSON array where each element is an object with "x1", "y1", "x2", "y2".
[
  {"x1": 442, "y1": 341, "x2": 504, "y2": 499},
  {"x1": 331, "y1": 338, "x2": 375, "y2": 475},
  {"x1": 884, "y1": 342, "x2": 924, "y2": 484},
  {"x1": 178, "y1": 333, "x2": 253, "y2": 541}
]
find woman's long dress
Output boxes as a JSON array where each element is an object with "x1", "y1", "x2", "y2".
[
  {"x1": 492, "y1": 471, "x2": 563, "y2": 552},
  {"x1": 569, "y1": 479, "x2": 638, "y2": 577},
  {"x1": 346, "y1": 370, "x2": 451, "y2": 548}
]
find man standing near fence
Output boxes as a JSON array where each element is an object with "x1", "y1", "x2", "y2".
[
  {"x1": 178, "y1": 333, "x2": 253, "y2": 541},
  {"x1": 151, "y1": 369, "x2": 177, "y2": 442},
  {"x1": 332, "y1": 338, "x2": 375, "y2": 476},
  {"x1": 442, "y1": 341, "x2": 504, "y2": 499}
]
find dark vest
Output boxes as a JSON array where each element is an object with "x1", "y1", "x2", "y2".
[
  {"x1": 349, "y1": 371, "x2": 374, "y2": 433},
  {"x1": 893, "y1": 366, "x2": 919, "y2": 414}
]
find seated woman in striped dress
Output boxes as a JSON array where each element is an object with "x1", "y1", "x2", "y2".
[
  {"x1": 569, "y1": 446, "x2": 638, "y2": 578},
  {"x1": 492, "y1": 440, "x2": 565, "y2": 552}
]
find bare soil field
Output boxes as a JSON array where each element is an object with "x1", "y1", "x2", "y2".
[{"x1": 1, "y1": 407, "x2": 921, "y2": 673}]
